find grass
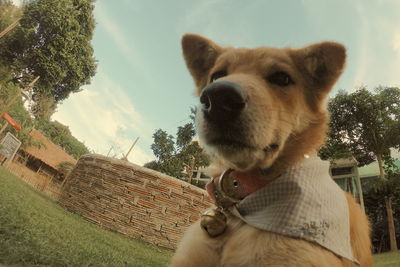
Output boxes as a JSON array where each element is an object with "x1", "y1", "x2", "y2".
[
  {"x1": 3, "y1": 166, "x2": 400, "y2": 267},
  {"x1": 0, "y1": 167, "x2": 172, "y2": 266},
  {"x1": 374, "y1": 251, "x2": 400, "y2": 267}
]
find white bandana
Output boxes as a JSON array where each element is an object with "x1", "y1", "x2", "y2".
[{"x1": 231, "y1": 156, "x2": 357, "y2": 263}]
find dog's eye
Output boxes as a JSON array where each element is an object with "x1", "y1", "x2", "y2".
[
  {"x1": 210, "y1": 70, "x2": 227, "y2": 83},
  {"x1": 267, "y1": 71, "x2": 294, "y2": 87}
]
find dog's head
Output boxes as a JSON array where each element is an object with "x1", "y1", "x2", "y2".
[{"x1": 182, "y1": 34, "x2": 345, "y2": 173}]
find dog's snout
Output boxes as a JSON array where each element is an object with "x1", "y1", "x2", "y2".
[{"x1": 200, "y1": 81, "x2": 246, "y2": 121}]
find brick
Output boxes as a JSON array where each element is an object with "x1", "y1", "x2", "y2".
[
  {"x1": 126, "y1": 185, "x2": 152, "y2": 199},
  {"x1": 150, "y1": 212, "x2": 177, "y2": 225},
  {"x1": 93, "y1": 158, "x2": 113, "y2": 166},
  {"x1": 137, "y1": 199, "x2": 161, "y2": 211},
  {"x1": 180, "y1": 205, "x2": 202, "y2": 215},
  {"x1": 182, "y1": 186, "x2": 204, "y2": 198},
  {"x1": 111, "y1": 164, "x2": 134, "y2": 173},
  {"x1": 120, "y1": 177, "x2": 144, "y2": 187},
  {"x1": 166, "y1": 209, "x2": 189, "y2": 222},
  {"x1": 102, "y1": 177, "x2": 122, "y2": 186},
  {"x1": 146, "y1": 183, "x2": 170, "y2": 195},
  {"x1": 101, "y1": 168, "x2": 121, "y2": 178},
  {"x1": 170, "y1": 191, "x2": 192, "y2": 203},
  {"x1": 130, "y1": 217, "x2": 156, "y2": 229},
  {"x1": 159, "y1": 178, "x2": 183, "y2": 190},
  {"x1": 153, "y1": 195, "x2": 179, "y2": 208},
  {"x1": 161, "y1": 225, "x2": 183, "y2": 236},
  {"x1": 189, "y1": 215, "x2": 200, "y2": 222},
  {"x1": 125, "y1": 208, "x2": 148, "y2": 220},
  {"x1": 192, "y1": 198, "x2": 212, "y2": 210},
  {"x1": 133, "y1": 171, "x2": 159, "y2": 182}
]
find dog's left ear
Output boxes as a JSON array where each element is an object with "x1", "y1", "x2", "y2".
[
  {"x1": 292, "y1": 42, "x2": 346, "y2": 91},
  {"x1": 182, "y1": 34, "x2": 223, "y2": 89}
]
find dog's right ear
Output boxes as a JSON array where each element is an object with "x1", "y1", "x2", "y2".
[{"x1": 182, "y1": 34, "x2": 223, "y2": 88}]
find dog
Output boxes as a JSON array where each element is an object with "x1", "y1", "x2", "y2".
[{"x1": 170, "y1": 34, "x2": 372, "y2": 267}]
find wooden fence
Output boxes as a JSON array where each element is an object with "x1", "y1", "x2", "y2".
[
  {"x1": 59, "y1": 154, "x2": 212, "y2": 250},
  {"x1": 6, "y1": 161, "x2": 62, "y2": 199}
]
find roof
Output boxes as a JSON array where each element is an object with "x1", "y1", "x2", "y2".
[
  {"x1": 23, "y1": 130, "x2": 77, "y2": 169},
  {"x1": 330, "y1": 157, "x2": 358, "y2": 168}
]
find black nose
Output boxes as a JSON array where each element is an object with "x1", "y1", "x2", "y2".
[{"x1": 200, "y1": 81, "x2": 246, "y2": 122}]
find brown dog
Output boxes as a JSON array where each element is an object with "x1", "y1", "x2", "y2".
[{"x1": 170, "y1": 34, "x2": 372, "y2": 267}]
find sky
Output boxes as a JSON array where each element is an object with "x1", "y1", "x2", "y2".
[{"x1": 19, "y1": 0, "x2": 400, "y2": 165}]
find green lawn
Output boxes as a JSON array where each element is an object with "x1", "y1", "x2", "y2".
[
  {"x1": 0, "y1": 167, "x2": 172, "y2": 266},
  {"x1": 374, "y1": 251, "x2": 400, "y2": 267},
  {"x1": 2, "y1": 166, "x2": 400, "y2": 267}
]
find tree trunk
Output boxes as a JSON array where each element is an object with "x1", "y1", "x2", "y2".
[
  {"x1": 377, "y1": 153, "x2": 398, "y2": 251},
  {"x1": 376, "y1": 153, "x2": 385, "y2": 180},
  {"x1": 187, "y1": 156, "x2": 195, "y2": 184},
  {"x1": 385, "y1": 197, "x2": 398, "y2": 251}
]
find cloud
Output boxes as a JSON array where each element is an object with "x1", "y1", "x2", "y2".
[
  {"x1": 95, "y1": 3, "x2": 135, "y2": 61},
  {"x1": 94, "y1": 2, "x2": 155, "y2": 88},
  {"x1": 52, "y1": 69, "x2": 155, "y2": 166},
  {"x1": 393, "y1": 30, "x2": 400, "y2": 52},
  {"x1": 350, "y1": 1, "x2": 371, "y2": 89},
  {"x1": 297, "y1": 0, "x2": 400, "y2": 91},
  {"x1": 51, "y1": 2, "x2": 161, "y2": 166},
  {"x1": 177, "y1": 0, "x2": 255, "y2": 45},
  {"x1": 389, "y1": 29, "x2": 400, "y2": 87}
]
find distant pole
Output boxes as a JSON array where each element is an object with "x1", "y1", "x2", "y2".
[
  {"x1": 188, "y1": 156, "x2": 195, "y2": 184},
  {"x1": 0, "y1": 76, "x2": 40, "y2": 136},
  {"x1": 0, "y1": 123, "x2": 7, "y2": 134},
  {"x1": 183, "y1": 156, "x2": 196, "y2": 184},
  {"x1": 123, "y1": 137, "x2": 139, "y2": 160},
  {"x1": 23, "y1": 76, "x2": 40, "y2": 91},
  {"x1": 0, "y1": 76, "x2": 40, "y2": 117},
  {"x1": 0, "y1": 19, "x2": 20, "y2": 39},
  {"x1": 106, "y1": 145, "x2": 113, "y2": 157}
]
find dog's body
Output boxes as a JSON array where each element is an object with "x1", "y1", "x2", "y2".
[{"x1": 170, "y1": 34, "x2": 372, "y2": 266}]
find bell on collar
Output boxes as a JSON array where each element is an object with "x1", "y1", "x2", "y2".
[{"x1": 200, "y1": 208, "x2": 227, "y2": 237}]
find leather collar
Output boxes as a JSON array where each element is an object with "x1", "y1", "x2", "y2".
[{"x1": 206, "y1": 168, "x2": 275, "y2": 209}]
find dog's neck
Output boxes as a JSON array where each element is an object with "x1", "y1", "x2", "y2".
[
  {"x1": 206, "y1": 169, "x2": 276, "y2": 202},
  {"x1": 260, "y1": 117, "x2": 327, "y2": 178},
  {"x1": 206, "y1": 151, "x2": 318, "y2": 206}
]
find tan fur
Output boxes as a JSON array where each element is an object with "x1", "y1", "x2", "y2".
[{"x1": 170, "y1": 34, "x2": 372, "y2": 266}]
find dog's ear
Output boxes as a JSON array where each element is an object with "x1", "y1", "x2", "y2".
[
  {"x1": 292, "y1": 42, "x2": 346, "y2": 91},
  {"x1": 182, "y1": 34, "x2": 223, "y2": 88}
]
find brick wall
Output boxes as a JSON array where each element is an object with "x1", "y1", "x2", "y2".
[{"x1": 59, "y1": 154, "x2": 212, "y2": 249}]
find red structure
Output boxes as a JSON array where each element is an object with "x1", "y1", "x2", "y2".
[{"x1": 2, "y1": 112, "x2": 21, "y2": 131}]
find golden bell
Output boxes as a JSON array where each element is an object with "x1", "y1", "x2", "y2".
[{"x1": 200, "y1": 208, "x2": 227, "y2": 237}]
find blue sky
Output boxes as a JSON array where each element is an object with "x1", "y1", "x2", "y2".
[{"x1": 46, "y1": 0, "x2": 400, "y2": 165}]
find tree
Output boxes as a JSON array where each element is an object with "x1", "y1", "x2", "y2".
[
  {"x1": 0, "y1": 0, "x2": 97, "y2": 103},
  {"x1": 29, "y1": 93, "x2": 57, "y2": 120},
  {"x1": 0, "y1": 1, "x2": 22, "y2": 76},
  {"x1": 320, "y1": 86, "x2": 400, "y2": 251},
  {"x1": 145, "y1": 119, "x2": 210, "y2": 181},
  {"x1": 0, "y1": 1, "x2": 22, "y2": 35},
  {"x1": 36, "y1": 120, "x2": 89, "y2": 159},
  {"x1": 0, "y1": 1, "x2": 92, "y2": 158},
  {"x1": 363, "y1": 165, "x2": 400, "y2": 252},
  {"x1": 0, "y1": 70, "x2": 38, "y2": 148}
]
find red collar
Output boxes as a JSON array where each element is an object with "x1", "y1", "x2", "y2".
[{"x1": 205, "y1": 169, "x2": 273, "y2": 207}]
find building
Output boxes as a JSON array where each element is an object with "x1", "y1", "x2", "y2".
[
  {"x1": 330, "y1": 157, "x2": 364, "y2": 210},
  {"x1": 13, "y1": 130, "x2": 77, "y2": 181}
]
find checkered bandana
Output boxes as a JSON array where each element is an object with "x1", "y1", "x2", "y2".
[{"x1": 230, "y1": 156, "x2": 357, "y2": 263}]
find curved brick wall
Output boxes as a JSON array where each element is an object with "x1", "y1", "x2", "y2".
[{"x1": 59, "y1": 154, "x2": 212, "y2": 249}]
